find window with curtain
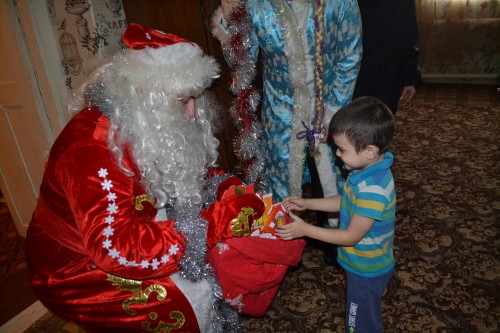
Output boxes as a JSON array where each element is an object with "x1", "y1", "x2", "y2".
[{"x1": 415, "y1": 0, "x2": 499, "y2": 83}]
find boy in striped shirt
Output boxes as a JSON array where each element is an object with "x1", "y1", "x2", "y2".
[{"x1": 277, "y1": 96, "x2": 396, "y2": 333}]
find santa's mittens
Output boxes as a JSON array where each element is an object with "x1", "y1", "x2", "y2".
[
  {"x1": 215, "y1": 175, "x2": 242, "y2": 201},
  {"x1": 202, "y1": 193, "x2": 264, "y2": 248}
]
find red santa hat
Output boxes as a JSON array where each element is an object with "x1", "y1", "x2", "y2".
[{"x1": 116, "y1": 23, "x2": 220, "y2": 98}]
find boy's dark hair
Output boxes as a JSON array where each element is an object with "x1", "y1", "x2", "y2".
[{"x1": 328, "y1": 96, "x2": 395, "y2": 153}]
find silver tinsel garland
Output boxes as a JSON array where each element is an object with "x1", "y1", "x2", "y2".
[
  {"x1": 173, "y1": 173, "x2": 241, "y2": 332},
  {"x1": 225, "y1": 4, "x2": 267, "y2": 192}
]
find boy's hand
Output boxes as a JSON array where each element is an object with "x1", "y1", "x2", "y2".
[
  {"x1": 282, "y1": 197, "x2": 307, "y2": 212},
  {"x1": 276, "y1": 211, "x2": 307, "y2": 240}
]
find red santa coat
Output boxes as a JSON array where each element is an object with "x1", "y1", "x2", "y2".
[{"x1": 26, "y1": 107, "x2": 201, "y2": 333}]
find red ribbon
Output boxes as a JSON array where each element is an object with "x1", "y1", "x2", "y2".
[{"x1": 123, "y1": 23, "x2": 190, "y2": 50}]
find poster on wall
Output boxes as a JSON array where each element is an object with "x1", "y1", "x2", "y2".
[{"x1": 46, "y1": 0, "x2": 127, "y2": 91}]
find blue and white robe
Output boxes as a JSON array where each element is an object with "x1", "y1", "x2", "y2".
[{"x1": 213, "y1": 0, "x2": 362, "y2": 217}]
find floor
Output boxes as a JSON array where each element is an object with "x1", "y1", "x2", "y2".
[
  {"x1": 0, "y1": 82, "x2": 498, "y2": 332},
  {"x1": 0, "y1": 194, "x2": 38, "y2": 326}
]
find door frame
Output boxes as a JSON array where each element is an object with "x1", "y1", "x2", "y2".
[
  {"x1": 0, "y1": 0, "x2": 67, "y2": 236},
  {"x1": 12, "y1": 0, "x2": 69, "y2": 134}
]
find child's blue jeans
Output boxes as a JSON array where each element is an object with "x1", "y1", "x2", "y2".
[{"x1": 345, "y1": 269, "x2": 394, "y2": 333}]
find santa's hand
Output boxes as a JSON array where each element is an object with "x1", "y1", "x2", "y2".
[
  {"x1": 282, "y1": 197, "x2": 307, "y2": 212},
  {"x1": 276, "y1": 212, "x2": 307, "y2": 241}
]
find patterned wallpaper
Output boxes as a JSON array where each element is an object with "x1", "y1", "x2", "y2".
[
  {"x1": 46, "y1": 0, "x2": 127, "y2": 92},
  {"x1": 44, "y1": 1, "x2": 499, "y2": 88},
  {"x1": 416, "y1": 0, "x2": 500, "y2": 82}
]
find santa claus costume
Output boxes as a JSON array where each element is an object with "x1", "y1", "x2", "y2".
[
  {"x1": 26, "y1": 23, "x2": 305, "y2": 333},
  {"x1": 26, "y1": 24, "x2": 241, "y2": 333}
]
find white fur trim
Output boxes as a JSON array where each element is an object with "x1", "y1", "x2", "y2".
[
  {"x1": 315, "y1": 145, "x2": 339, "y2": 228},
  {"x1": 111, "y1": 43, "x2": 220, "y2": 98},
  {"x1": 170, "y1": 272, "x2": 214, "y2": 333},
  {"x1": 211, "y1": 7, "x2": 230, "y2": 44}
]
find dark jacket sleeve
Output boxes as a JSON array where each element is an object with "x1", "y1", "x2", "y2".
[{"x1": 398, "y1": 0, "x2": 422, "y2": 87}]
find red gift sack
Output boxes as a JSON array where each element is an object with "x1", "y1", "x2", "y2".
[{"x1": 207, "y1": 236, "x2": 305, "y2": 317}]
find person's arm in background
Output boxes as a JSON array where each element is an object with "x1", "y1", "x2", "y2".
[
  {"x1": 325, "y1": 0, "x2": 363, "y2": 115},
  {"x1": 398, "y1": 0, "x2": 423, "y2": 105}
]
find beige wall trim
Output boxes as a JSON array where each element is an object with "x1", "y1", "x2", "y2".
[
  {"x1": 21, "y1": 0, "x2": 70, "y2": 134},
  {"x1": 0, "y1": 301, "x2": 48, "y2": 333},
  {"x1": 422, "y1": 73, "x2": 498, "y2": 85}
]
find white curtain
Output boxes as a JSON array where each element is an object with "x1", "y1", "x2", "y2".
[{"x1": 415, "y1": 0, "x2": 500, "y2": 82}]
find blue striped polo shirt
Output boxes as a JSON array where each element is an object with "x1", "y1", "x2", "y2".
[{"x1": 337, "y1": 152, "x2": 396, "y2": 278}]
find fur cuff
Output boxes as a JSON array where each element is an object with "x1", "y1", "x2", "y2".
[{"x1": 211, "y1": 6, "x2": 230, "y2": 45}]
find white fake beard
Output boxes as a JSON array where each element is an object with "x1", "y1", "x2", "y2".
[{"x1": 110, "y1": 91, "x2": 220, "y2": 209}]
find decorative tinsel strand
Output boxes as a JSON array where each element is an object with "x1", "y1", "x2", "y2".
[{"x1": 225, "y1": 3, "x2": 266, "y2": 186}]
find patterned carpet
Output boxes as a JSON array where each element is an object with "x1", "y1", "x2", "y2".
[
  {"x1": 1, "y1": 86, "x2": 498, "y2": 332},
  {"x1": 241, "y1": 102, "x2": 500, "y2": 333}
]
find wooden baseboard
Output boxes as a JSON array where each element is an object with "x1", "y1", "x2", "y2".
[{"x1": 0, "y1": 301, "x2": 48, "y2": 333}]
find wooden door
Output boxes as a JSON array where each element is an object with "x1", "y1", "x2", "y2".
[
  {"x1": 122, "y1": 0, "x2": 238, "y2": 172},
  {"x1": 0, "y1": 1, "x2": 54, "y2": 236}
]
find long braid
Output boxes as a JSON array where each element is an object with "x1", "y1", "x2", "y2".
[{"x1": 312, "y1": 0, "x2": 326, "y2": 153}]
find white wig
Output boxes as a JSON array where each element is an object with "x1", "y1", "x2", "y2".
[{"x1": 114, "y1": 42, "x2": 220, "y2": 99}]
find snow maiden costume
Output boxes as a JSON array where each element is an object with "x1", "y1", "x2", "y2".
[
  {"x1": 211, "y1": 0, "x2": 362, "y2": 224},
  {"x1": 26, "y1": 24, "x2": 303, "y2": 333}
]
